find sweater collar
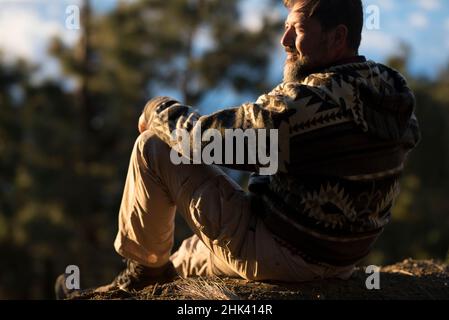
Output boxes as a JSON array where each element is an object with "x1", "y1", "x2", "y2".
[{"x1": 309, "y1": 55, "x2": 367, "y2": 75}]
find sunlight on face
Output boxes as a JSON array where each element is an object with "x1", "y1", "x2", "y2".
[{"x1": 281, "y1": 2, "x2": 332, "y2": 82}]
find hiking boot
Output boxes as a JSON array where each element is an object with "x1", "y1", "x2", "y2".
[
  {"x1": 94, "y1": 259, "x2": 179, "y2": 293},
  {"x1": 54, "y1": 273, "x2": 93, "y2": 300},
  {"x1": 55, "y1": 273, "x2": 75, "y2": 300}
]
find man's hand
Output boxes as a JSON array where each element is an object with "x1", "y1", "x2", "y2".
[{"x1": 138, "y1": 96, "x2": 173, "y2": 133}]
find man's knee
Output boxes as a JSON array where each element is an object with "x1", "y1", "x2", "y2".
[
  {"x1": 136, "y1": 130, "x2": 161, "y2": 151},
  {"x1": 134, "y1": 131, "x2": 172, "y2": 166}
]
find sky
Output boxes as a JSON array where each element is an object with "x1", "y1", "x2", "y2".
[
  {"x1": 360, "y1": 0, "x2": 449, "y2": 77},
  {"x1": 0, "y1": 0, "x2": 448, "y2": 86}
]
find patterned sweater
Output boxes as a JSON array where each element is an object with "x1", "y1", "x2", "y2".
[{"x1": 148, "y1": 58, "x2": 421, "y2": 266}]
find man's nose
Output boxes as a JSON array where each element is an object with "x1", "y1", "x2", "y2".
[{"x1": 280, "y1": 27, "x2": 295, "y2": 48}]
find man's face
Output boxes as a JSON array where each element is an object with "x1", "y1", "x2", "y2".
[{"x1": 281, "y1": 2, "x2": 333, "y2": 82}]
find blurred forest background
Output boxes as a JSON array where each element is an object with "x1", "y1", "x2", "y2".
[{"x1": 0, "y1": 0, "x2": 448, "y2": 299}]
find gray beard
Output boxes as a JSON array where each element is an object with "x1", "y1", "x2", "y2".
[{"x1": 283, "y1": 58, "x2": 314, "y2": 83}]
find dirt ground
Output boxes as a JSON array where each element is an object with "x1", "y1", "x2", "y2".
[{"x1": 70, "y1": 259, "x2": 449, "y2": 300}]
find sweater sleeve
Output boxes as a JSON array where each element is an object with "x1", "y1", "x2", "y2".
[{"x1": 147, "y1": 87, "x2": 294, "y2": 175}]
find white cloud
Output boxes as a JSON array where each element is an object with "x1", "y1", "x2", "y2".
[
  {"x1": 0, "y1": 4, "x2": 79, "y2": 80},
  {"x1": 408, "y1": 13, "x2": 429, "y2": 29},
  {"x1": 241, "y1": 11, "x2": 263, "y2": 32},
  {"x1": 239, "y1": 0, "x2": 281, "y2": 32},
  {"x1": 360, "y1": 30, "x2": 399, "y2": 57},
  {"x1": 375, "y1": 0, "x2": 396, "y2": 12},
  {"x1": 240, "y1": 0, "x2": 266, "y2": 32},
  {"x1": 415, "y1": 0, "x2": 441, "y2": 11},
  {"x1": 0, "y1": 7, "x2": 78, "y2": 62},
  {"x1": 193, "y1": 26, "x2": 215, "y2": 56}
]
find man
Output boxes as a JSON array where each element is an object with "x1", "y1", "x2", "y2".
[{"x1": 61, "y1": 0, "x2": 421, "y2": 295}]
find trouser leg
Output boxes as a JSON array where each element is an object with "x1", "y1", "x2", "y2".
[{"x1": 114, "y1": 131, "x2": 253, "y2": 277}]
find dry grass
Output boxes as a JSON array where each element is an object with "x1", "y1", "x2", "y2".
[{"x1": 176, "y1": 277, "x2": 241, "y2": 300}]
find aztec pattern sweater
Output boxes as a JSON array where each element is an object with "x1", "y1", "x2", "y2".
[{"x1": 148, "y1": 58, "x2": 421, "y2": 266}]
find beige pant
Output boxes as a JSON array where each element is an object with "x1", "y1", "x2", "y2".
[{"x1": 114, "y1": 131, "x2": 355, "y2": 282}]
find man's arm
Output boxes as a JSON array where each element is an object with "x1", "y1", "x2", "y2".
[{"x1": 146, "y1": 90, "x2": 295, "y2": 174}]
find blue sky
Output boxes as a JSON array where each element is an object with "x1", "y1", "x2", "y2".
[
  {"x1": 360, "y1": 0, "x2": 449, "y2": 77},
  {"x1": 0, "y1": 0, "x2": 448, "y2": 86}
]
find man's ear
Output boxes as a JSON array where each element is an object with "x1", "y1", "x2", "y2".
[{"x1": 333, "y1": 24, "x2": 349, "y2": 51}]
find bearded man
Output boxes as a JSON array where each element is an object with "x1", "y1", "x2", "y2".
[{"x1": 57, "y1": 0, "x2": 420, "y2": 296}]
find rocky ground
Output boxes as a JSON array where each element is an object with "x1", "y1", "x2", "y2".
[{"x1": 69, "y1": 259, "x2": 449, "y2": 300}]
